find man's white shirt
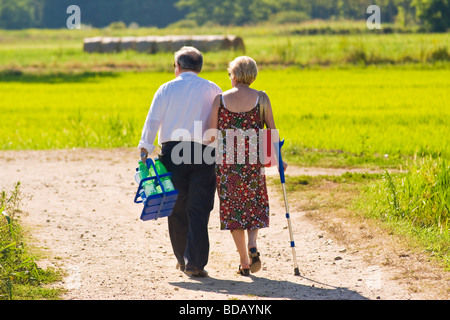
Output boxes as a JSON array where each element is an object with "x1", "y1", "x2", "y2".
[{"x1": 138, "y1": 71, "x2": 222, "y2": 154}]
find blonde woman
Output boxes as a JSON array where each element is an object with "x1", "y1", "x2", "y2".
[{"x1": 209, "y1": 56, "x2": 286, "y2": 276}]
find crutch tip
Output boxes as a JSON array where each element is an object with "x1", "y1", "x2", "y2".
[{"x1": 294, "y1": 268, "x2": 300, "y2": 276}]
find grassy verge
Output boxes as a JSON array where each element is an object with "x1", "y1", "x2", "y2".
[
  {"x1": 272, "y1": 160, "x2": 450, "y2": 271},
  {"x1": 359, "y1": 157, "x2": 450, "y2": 268},
  {"x1": 284, "y1": 147, "x2": 405, "y2": 169},
  {"x1": 1, "y1": 182, "x2": 64, "y2": 300}
]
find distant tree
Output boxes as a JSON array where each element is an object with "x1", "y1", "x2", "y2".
[
  {"x1": 383, "y1": 0, "x2": 400, "y2": 23},
  {"x1": 415, "y1": 0, "x2": 450, "y2": 31},
  {"x1": 0, "y1": 0, "x2": 39, "y2": 29},
  {"x1": 395, "y1": 0, "x2": 416, "y2": 26},
  {"x1": 40, "y1": 0, "x2": 182, "y2": 29},
  {"x1": 310, "y1": 0, "x2": 338, "y2": 19},
  {"x1": 0, "y1": 0, "x2": 448, "y2": 31},
  {"x1": 176, "y1": 0, "x2": 276, "y2": 25}
]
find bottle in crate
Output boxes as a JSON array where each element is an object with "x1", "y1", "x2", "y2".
[
  {"x1": 155, "y1": 159, "x2": 175, "y2": 192},
  {"x1": 134, "y1": 158, "x2": 179, "y2": 221},
  {"x1": 149, "y1": 165, "x2": 163, "y2": 194},
  {"x1": 138, "y1": 160, "x2": 158, "y2": 198}
]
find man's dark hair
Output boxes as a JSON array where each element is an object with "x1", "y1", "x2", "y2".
[{"x1": 175, "y1": 46, "x2": 203, "y2": 73}]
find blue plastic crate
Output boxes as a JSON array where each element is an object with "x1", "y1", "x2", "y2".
[{"x1": 134, "y1": 158, "x2": 178, "y2": 221}]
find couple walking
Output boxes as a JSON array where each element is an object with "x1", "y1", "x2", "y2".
[{"x1": 138, "y1": 46, "x2": 286, "y2": 277}]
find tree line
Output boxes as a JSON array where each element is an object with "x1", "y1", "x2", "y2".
[{"x1": 0, "y1": 0, "x2": 448, "y2": 32}]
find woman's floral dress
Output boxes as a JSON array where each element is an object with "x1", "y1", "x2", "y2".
[{"x1": 216, "y1": 94, "x2": 270, "y2": 231}]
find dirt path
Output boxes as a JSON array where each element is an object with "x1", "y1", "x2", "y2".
[{"x1": 0, "y1": 148, "x2": 445, "y2": 300}]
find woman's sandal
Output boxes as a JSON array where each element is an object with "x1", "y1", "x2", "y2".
[
  {"x1": 249, "y1": 248, "x2": 261, "y2": 273},
  {"x1": 237, "y1": 265, "x2": 250, "y2": 276}
]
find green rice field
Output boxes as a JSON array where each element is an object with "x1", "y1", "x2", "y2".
[{"x1": 1, "y1": 68, "x2": 449, "y2": 166}]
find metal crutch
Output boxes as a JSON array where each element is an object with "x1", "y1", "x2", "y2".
[{"x1": 276, "y1": 139, "x2": 300, "y2": 276}]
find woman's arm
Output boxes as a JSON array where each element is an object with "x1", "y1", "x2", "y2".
[
  {"x1": 205, "y1": 94, "x2": 221, "y2": 143},
  {"x1": 262, "y1": 92, "x2": 276, "y2": 130},
  {"x1": 262, "y1": 92, "x2": 287, "y2": 171}
]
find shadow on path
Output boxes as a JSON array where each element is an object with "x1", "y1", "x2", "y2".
[{"x1": 170, "y1": 274, "x2": 368, "y2": 300}]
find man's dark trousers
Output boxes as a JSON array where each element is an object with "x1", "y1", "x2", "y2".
[{"x1": 159, "y1": 141, "x2": 216, "y2": 270}]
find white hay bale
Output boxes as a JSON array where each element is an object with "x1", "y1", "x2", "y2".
[
  {"x1": 204, "y1": 35, "x2": 228, "y2": 52},
  {"x1": 154, "y1": 36, "x2": 173, "y2": 53},
  {"x1": 171, "y1": 35, "x2": 191, "y2": 52},
  {"x1": 120, "y1": 36, "x2": 136, "y2": 51},
  {"x1": 101, "y1": 37, "x2": 121, "y2": 53},
  {"x1": 83, "y1": 34, "x2": 244, "y2": 54},
  {"x1": 83, "y1": 37, "x2": 102, "y2": 53},
  {"x1": 189, "y1": 35, "x2": 206, "y2": 51},
  {"x1": 135, "y1": 36, "x2": 152, "y2": 53},
  {"x1": 228, "y1": 35, "x2": 245, "y2": 51}
]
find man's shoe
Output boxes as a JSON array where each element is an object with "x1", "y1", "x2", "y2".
[
  {"x1": 176, "y1": 262, "x2": 186, "y2": 272},
  {"x1": 184, "y1": 267, "x2": 208, "y2": 278}
]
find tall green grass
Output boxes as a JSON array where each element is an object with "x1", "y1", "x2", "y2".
[
  {"x1": 360, "y1": 157, "x2": 450, "y2": 267},
  {"x1": 1, "y1": 183, "x2": 62, "y2": 300}
]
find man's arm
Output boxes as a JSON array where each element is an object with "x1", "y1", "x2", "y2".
[{"x1": 138, "y1": 87, "x2": 164, "y2": 160}]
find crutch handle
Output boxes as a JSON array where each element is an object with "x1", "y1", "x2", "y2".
[{"x1": 277, "y1": 139, "x2": 285, "y2": 183}]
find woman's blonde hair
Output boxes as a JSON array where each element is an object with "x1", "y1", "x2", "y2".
[{"x1": 228, "y1": 56, "x2": 258, "y2": 85}]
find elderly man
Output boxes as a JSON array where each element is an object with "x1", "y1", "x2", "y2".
[{"x1": 138, "y1": 46, "x2": 222, "y2": 277}]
